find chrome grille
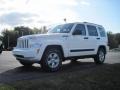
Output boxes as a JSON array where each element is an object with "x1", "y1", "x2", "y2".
[{"x1": 17, "y1": 39, "x2": 29, "y2": 48}]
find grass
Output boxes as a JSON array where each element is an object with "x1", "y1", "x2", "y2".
[
  {"x1": 0, "y1": 84, "x2": 15, "y2": 90},
  {"x1": 0, "y1": 63, "x2": 120, "y2": 90}
]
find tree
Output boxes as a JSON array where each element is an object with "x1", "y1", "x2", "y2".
[
  {"x1": 42, "y1": 26, "x2": 48, "y2": 33},
  {"x1": 0, "y1": 35, "x2": 3, "y2": 41},
  {"x1": 14, "y1": 26, "x2": 33, "y2": 36},
  {"x1": 33, "y1": 27, "x2": 42, "y2": 34},
  {"x1": 1, "y1": 26, "x2": 48, "y2": 50},
  {"x1": 107, "y1": 32, "x2": 118, "y2": 49},
  {"x1": 2, "y1": 29, "x2": 17, "y2": 50},
  {"x1": 115, "y1": 33, "x2": 120, "y2": 45}
]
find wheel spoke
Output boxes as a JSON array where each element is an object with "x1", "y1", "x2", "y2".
[
  {"x1": 48, "y1": 60, "x2": 52, "y2": 65},
  {"x1": 51, "y1": 62, "x2": 55, "y2": 68},
  {"x1": 54, "y1": 56, "x2": 58, "y2": 59},
  {"x1": 54, "y1": 58, "x2": 59, "y2": 63},
  {"x1": 49, "y1": 54, "x2": 53, "y2": 59},
  {"x1": 53, "y1": 54, "x2": 57, "y2": 59}
]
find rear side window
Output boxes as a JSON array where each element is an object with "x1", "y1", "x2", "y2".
[
  {"x1": 87, "y1": 25, "x2": 98, "y2": 36},
  {"x1": 98, "y1": 27, "x2": 106, "y2": 37},
  {"x1": 73, "y1": 24, "x2": 86, "y2": 35}
]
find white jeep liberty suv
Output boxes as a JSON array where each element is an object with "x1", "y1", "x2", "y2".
[{"x1": 13, "y1": 22, "x2": 109, "y2": 71}]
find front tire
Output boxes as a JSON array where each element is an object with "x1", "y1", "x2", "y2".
[
  {"x1": 40, "y1": 48, "x2": 62, "y2": 72},
  {"x1": 0, "y1": 45, "x2": 3, "y2": 54},
  {"x1": 94, "y1": 48, "x2": 106, "y2": 64}
]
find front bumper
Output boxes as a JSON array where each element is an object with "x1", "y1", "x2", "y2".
[{"x1": 12, "y1": 48, "x2": 40, "y2": 63}]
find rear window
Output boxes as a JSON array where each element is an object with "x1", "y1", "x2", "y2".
[
  {"x1": 98, "y1": 27, "x2": 106, "y2": 37},
  {"x1": 87, "y1": 25, "x2": 98, "y2": 36}
]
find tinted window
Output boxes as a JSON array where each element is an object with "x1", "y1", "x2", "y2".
[
  {"x1": 73, "y1": 24, "x2": 86, "y2": 35},
  {"x1": 98, "y1": 27, "x2": 106, "y2": 37},
  {"x1": 48, "y1": 23, "x2": 74, "y2": 33},
  {"x1": 87, "y1": 25, "x2": 98, "y2": 36}
]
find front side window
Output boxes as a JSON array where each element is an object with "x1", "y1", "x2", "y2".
[
  {"x1": 73, "y1": 24, "x2": 86, "y2": 35},
  {"x1": 48, "y1": 23, "x2": 74, "y2": 33},
  {"x1": 98, "y1": 27, "x2": 106, "y2": 37},
  {"x1": 87, "y1": 25, "x2": 98, "y2": 36}
]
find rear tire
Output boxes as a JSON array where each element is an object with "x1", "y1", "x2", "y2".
[
  {"x1": 94, "y1": 48, "x2": 106, "y2": 64},
  {"x1": 19, "y1": 61, "x2": 33, "y2": 67},
  {"x1": 40, "y1": 48, "x2": 62, "y2": 72},
  {"x1": 0, "y1": 49, "x2": 2, "y2": 54}
]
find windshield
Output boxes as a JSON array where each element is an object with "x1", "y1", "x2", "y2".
[{"x1": 48, "y1": 23, "x2": 74, "y2": 33}]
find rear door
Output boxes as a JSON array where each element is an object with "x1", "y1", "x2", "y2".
[{"x1": 85, "y1": 24, "x2": 99, "y2": 54}]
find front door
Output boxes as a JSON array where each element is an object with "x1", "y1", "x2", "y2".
[{"x1": 68, "y1": 24, "x2": 90, "y2": 56}]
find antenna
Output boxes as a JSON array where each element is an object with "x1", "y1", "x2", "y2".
[{"x1": 63, "y1": 18, "x2": 67, "y2": 23}]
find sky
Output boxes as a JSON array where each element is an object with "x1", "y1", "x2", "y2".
[{"x1": 0, "y1": 0, "x2": 120, "y2": 33}]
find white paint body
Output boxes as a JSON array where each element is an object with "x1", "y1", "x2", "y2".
[{"x1": 12, "y1": 22, "x2": 109, "y2": 63}]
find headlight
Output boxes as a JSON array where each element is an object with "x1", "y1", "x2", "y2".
[
  {"x1": 29, "y1": 36, "x2": 37, "y2": 40},
  {"x1": 29, "y1": 43, "x2": 42, "y2": 48},
  {"x1": 29, "y1": 43, "x2": 42, "y2": 54}
]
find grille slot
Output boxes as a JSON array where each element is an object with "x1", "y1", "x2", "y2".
[
  {"x1": 14, "y1": 54, "x2": 24, "y2": 58},
  {"x1": 17, "y1": 39, "x2": 29, "y2": 48}
]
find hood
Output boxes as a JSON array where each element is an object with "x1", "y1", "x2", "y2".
[{"x1": 19, "y1": 33, "x2": 70, "y2": 40}]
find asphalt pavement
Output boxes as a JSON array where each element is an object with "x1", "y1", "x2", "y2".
[{"x1": 0, "y1": 51, "x2": 120, "y2": 83}]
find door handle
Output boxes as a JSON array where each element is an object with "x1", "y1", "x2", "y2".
[
  {"x1": 84, "y1": 37, "x2": 88, "y2": 39},
  {"x1": 96, "y1": 38, "x2": 100, "y2": 40},
  {"x1": 62, "y1": 35, "x2": 69, "y2": 37}
]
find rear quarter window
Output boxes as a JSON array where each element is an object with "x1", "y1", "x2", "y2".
[
  {"x1": 87, "y1": 25, "x2": 98, "y2": 36},
  {"x1": 98, "y1": 27, "x2": 106, "y2": 37}
]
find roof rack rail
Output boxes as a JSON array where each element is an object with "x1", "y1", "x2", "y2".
[
  {"x1": 83, "y1": 22, "x2": 102, "y2": 26},
  {"x1": 83, "y1": 22, "x2": 89, "y2": 23}
]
